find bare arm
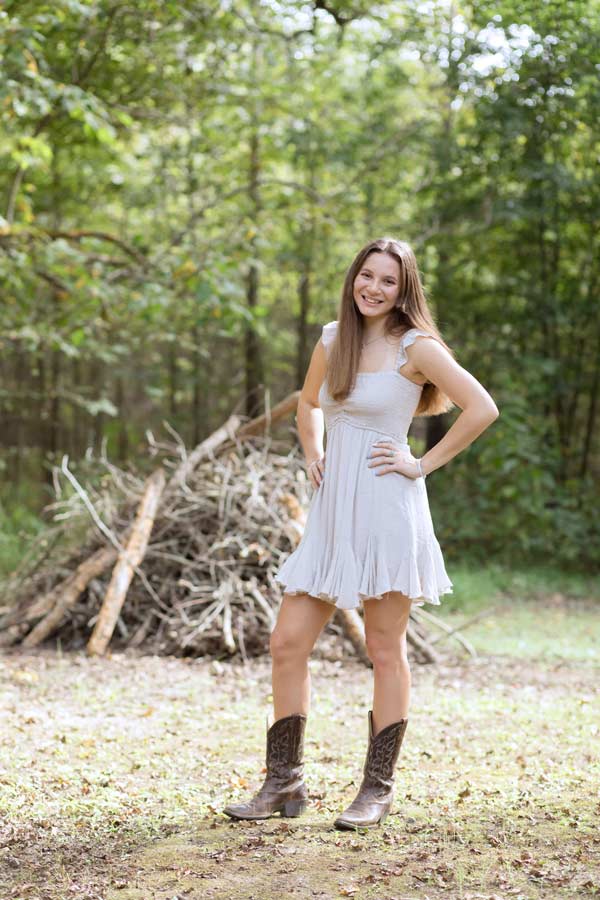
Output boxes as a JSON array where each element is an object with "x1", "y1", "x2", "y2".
[
  {"x1": 408, "y1": 337, "x2": 500, "y2": 477},
  {"x1": 295, "y1": 336, "x2": 328, "y2": 486}
]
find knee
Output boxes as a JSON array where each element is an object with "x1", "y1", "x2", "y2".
[
  {"x1": 366, "y1": 631, "x2": 409, "y2": 672},
  {"x1": 269, "y1": 627, "x2": 308, "y2": 664}
]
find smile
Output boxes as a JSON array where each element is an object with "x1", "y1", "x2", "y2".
[{"x1": 362, "y1": 294, "x2": 384, "y2": 306}]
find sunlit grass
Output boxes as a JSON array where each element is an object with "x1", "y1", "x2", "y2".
[{"x1": 434, "y1": 562, "x2": 600, "y2": 662}]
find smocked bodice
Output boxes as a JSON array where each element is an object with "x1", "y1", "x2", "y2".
[
  {"x1": 318, "y1": 321, "x2": 433, "y2": 444},
  {"x1": 319, "y1": 371, "x2": 423, "y2": 444}
]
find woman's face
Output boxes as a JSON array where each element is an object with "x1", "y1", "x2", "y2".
[{"x1": 353, "y1": 252, "x2": 401, "y2": 320}]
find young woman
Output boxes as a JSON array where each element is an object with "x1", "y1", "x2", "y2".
[{"x1": 223, "y1": 236, "x2": 499, "y2": 830}]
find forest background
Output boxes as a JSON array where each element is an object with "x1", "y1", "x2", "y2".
[{"x1": 1, "y1": 0, "x2": 598, "y2": 578}]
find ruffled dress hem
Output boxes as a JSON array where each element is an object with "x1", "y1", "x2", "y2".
[
  {"x1": 274, "y1": 534, "x2": 454, "y2": 611},
  {"x1": 275, "y1": 583, "x2": 453, "y2": 610}
]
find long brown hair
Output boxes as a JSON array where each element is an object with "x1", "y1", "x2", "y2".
[{"x1": 326, "y1": 236, "x2": 455, "y2": 416}]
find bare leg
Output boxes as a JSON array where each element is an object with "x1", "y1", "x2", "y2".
[
  {"x1": 222, "y1": 593, "x2": 334, "y2": 821},
  {"x1": 270, "y1": 592, "x2": 336, "y2": 720},
  {"x1": 362, "y1": 590, "x2": 412, "y2": 734}
]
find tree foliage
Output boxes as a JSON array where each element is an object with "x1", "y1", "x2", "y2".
[{"x1": 0, "y1": 0, "x2": 598, "y2": 568}]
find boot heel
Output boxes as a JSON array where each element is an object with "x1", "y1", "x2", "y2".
[
  {"x1": 282, "y1": 799, "x2": 307, "y2": 817},
  {"x1": 222, "y1": 713, "x2": 308, "y2": 821}
]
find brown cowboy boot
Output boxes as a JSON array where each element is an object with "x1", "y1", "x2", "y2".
[
  {"x1": 223, "y1": 712, "x2": 309, "y2": 820},
  {"x1": 334, "y1": 710, "x2": 408, "y2": 830}
]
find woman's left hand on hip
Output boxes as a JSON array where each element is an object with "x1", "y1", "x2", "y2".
[{"x1": 367, "y1": 441, "x2": 420, "y2": 479}]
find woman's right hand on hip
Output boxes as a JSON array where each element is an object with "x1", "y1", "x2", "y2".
[{"x1": 306, "y1": 452, "x2": 326, "y2": 489}]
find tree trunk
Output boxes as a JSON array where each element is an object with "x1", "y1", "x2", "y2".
[
  {"x1": 244, "y1": 39, "x2": 265, "y2": 420},
  {"x1": 116, "y1": 375, "x2": 128, "y2": 461},
  {"x1": 192, "y1": 321, "x2": 206, "y2": 448},
  {"x1": 296, "y1": 264, "x2": 311, "y2": 389},
  {"x1": 295, "y1": 194, "x2": 316, "y2": 389}
]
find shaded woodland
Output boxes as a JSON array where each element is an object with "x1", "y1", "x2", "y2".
[{"x1": 1, "y1": 0, "x2": 598, "y2": 570}]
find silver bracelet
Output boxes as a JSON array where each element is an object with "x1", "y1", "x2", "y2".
[{"x1": 415, "y1": 458, "x2": 426, "y2": 479}]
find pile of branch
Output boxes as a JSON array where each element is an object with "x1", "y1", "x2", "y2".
[{"x1": 0, "y1": 393, "x2": 481, "y2": 663}]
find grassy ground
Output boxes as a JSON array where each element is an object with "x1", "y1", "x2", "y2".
[{"x1": 0, "y1": 566, "x2": 599, "y2": 900}]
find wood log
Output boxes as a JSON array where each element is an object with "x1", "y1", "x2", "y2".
[
  {"x1": 412, "y1": 604, "x2": 477, "y2": 655},
  {"x1": 128, "y1": 610, "x2": 157, "y2": 648},
  {"x1": 235, "y1": 391, "x2": 300, "y2": 437},
  {"x1": 0, "y1": 581, "x2": 61, "y2": 631},
  {"x1": 336, "y1": 607, "x2": 370, "y2": 665},
  {"x1": 0, "y1": 530, "x2": 64, "y2": 630},
  {"x1": 0, "y1": 624, "x2": 30, "y2": 647},
  {"x1": 165, "y1": 415, "x2": 242, "y2": 495},
  {"x1": 22, "y1": 545, "x2": 118, "y2": 648},
  {"x1": 166, "y1": 392, "x2": 299, "y2": 494},
  {"x1": 87, "y1": 468, "x2": 166, "y2": 656},
  {"x1": 3, "y1": 401, "x2": 295, "y2": 647},
  {"x1": 406, "y1": 618, "x2": 441, "y2": 664}
]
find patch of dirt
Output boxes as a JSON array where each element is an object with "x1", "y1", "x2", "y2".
[{"x1": 1, "y1": 641, "x2": 599, "y2": 900}]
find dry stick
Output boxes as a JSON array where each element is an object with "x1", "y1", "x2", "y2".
[
  {"x1": 7, "y1": 460, "x2": 138, "y2": 640},
  {"x1": 222, "y1": 598, "x2": 235, "y2": 654},
  {"x1": 0, "y1": 625, "x2": 28, "y2": 648},
  {"x1": 165, "y1": 414, "x2": 242, "y2": 496},
  {"x1": 9, "y1": 412, "x2": 255, "y2": 646},
  {"x1": 427, "y1": 606, "x2": 502, "y2": 649},
  {"x1": 1, "y1": 575, "x2": 62, "y2": 631},
  {"x1": 164, "y1": 393, "x2": 299, "y2": 497},
  {"x1": 22, "y1": 546, "x2": 118, "y2": 648},
  {"x1": 128, "y1": 610, "x2": 157, "y2": 648},
  {"x1": 407, "y1": 619, "x2": 441, "y2": 664},
  {"x1": 411, "y1": 605, "x2": 477, "y2": 656},
  {"x1": 236, "y1": 612, "x2": 248, "y2": 664},
  {"x1": 19, "y1": 451, "x2": 155, "y2": 645},
  {"x1": 8, "y1": 390, "x2": 331, "y2": 654},
  {"x1": 337, "y1": 607, "x2": 371, "y2": 666},
  {"x1": 249, "y1": 583, "x2": 276, "y2": 629},
  {"x1": 0, "y1": 527, "x2": 64, "y2": 627},
  {"x1": 87, "y1": 468, "x2": 166, "y2": 657},
  {"x1": 235, "y1": 392, "x2": 299, "y2": 438},
  {"x1": 60, "y1": 454, "x2": 163, "y2": 606},
  {"x1": 60, "y1": 454, "x2": 125, "y2": 554}
]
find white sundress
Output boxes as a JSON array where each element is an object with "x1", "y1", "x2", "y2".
[{"x1": 274, "y1": 320, "x2": 454, "y2": 610}]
